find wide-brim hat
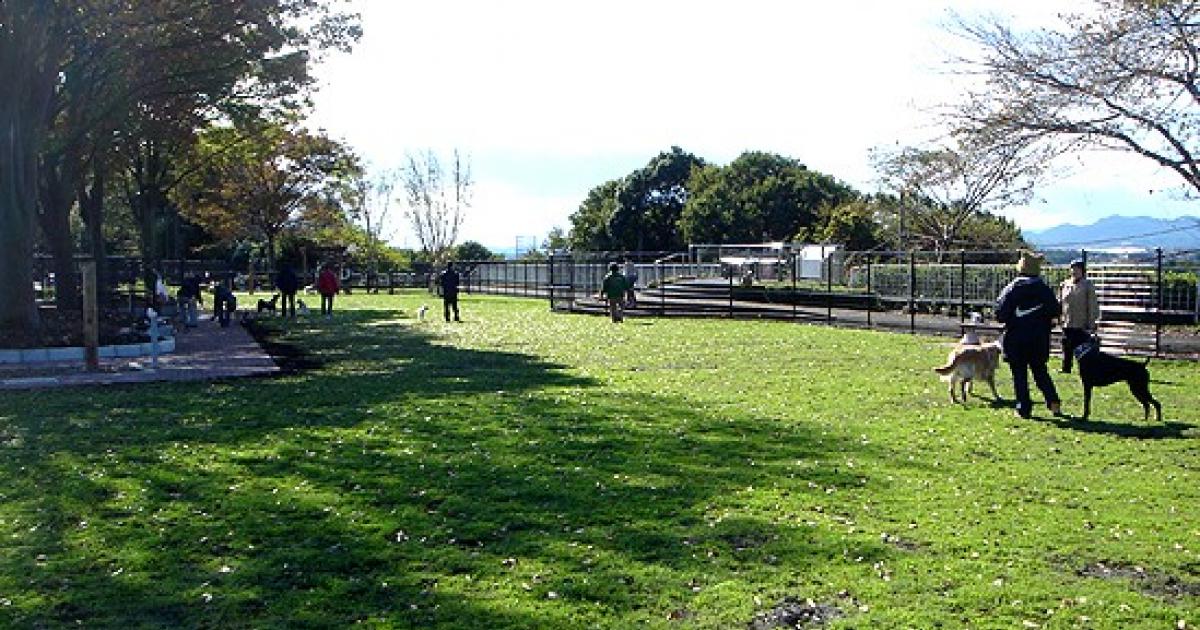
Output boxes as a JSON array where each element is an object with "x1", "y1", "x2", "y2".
[{"x1": 1015, "y1": 250, "x2": 1045, "y2": 276}]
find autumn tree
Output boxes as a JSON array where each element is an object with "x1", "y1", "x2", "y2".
[{"x1": 178, "y1": 121, "x2": 360, "y2": 265}]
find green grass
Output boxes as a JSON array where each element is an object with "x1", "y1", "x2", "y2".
[{"x1": 1, "y1": 292, "x2": 1197, "y2": 628}]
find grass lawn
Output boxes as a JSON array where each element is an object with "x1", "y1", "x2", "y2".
[{"x1": 1, "y1": 292, "x2": 1197, "y2": 628}]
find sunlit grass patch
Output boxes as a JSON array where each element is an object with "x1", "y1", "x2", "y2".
[{"x1": 0, "y1": 291, "x2": 1196, "y2": 628}]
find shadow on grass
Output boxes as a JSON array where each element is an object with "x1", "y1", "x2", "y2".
[
  {"x1": 1044, "y1": 415, "x2": 1196, "y2": 440},
  {"x1": 0, "y1": 309, "x2": 907, "y2": 627}
]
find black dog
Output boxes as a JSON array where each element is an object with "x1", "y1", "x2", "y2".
[
  {"x1": 1073, "y1": 339, "x2": 1162, "y2": 421},
  {"x1": 257, "y1": 293, "x2": 280, "y2": 314}
]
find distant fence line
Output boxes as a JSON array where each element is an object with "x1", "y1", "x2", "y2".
[{"x1": 33, "y1": 249, "x2": 1200, "y2": 331}]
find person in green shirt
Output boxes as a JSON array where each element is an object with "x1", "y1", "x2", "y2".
[{"x1": 601, "y1": 262, "x2": 629, "y2": 323}]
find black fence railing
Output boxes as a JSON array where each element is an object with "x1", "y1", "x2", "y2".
[{"x1": 31, "y1": 248, "x2": 1199, "y2": 357}]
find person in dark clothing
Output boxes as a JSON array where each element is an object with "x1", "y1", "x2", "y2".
[
  {"x1": 211, "y1": 277, "x2": 237, "y2": 328},
  {"x1": 439, "y1": 262, "x2": 461, "y2": 322},
  {"x1": 995, "y1": 250, "x2": 1062, "y2": 419},
  {"x1": 275, "y1": 263, "x2": 300, "y2": 319},
  {"x1": 177, "y1": 275, "x2": 204, "y2": 327}
]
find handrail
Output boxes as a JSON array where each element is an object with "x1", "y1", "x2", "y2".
[{"x1": 653, "y1": 252, "x2": 689, "y2": 265}]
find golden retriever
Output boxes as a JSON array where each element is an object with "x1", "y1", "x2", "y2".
[{"x1": 934, "y1": 341, "x2": 1002, "y2": 404}]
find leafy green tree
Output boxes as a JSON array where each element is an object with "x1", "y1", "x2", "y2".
[
  {"x1": 568, "y1": 179, "x2": 621, "y2": 250},
  {"x1": 607, "y1": 146, "x2": 705, "y2": 252},
  {"x1": 454, "y1": 241, "x2": 497, "y2": 261},
  {"x1": 1, "y1": 0, "x2": 360, "y2": 336},
  {"x1": 542, "y1": 226, "x2": 569, "y2": 253},
  {"x1": 681, "y1": 151, "x2": 858, "y2": 244},
  {"x1": 819, "y1": 199, "x2": 887, "y2": 251}
]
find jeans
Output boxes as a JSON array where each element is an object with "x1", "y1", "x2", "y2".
[
  {"x1": 321, "y1": 294, "x2": 334, "y2": 316},
  {"x1": 443, "y1": 295, "x2": 460, "y2": 322}
]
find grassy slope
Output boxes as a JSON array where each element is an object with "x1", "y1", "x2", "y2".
[{"x1": 0, "y1": 292, "x2": 1196, "y2": 629}]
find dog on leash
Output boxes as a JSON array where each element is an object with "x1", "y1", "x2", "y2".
[
  {"x1": 417, "y1": 304, "x2": 429, "y2": 322},
  {"x1": 934, "y1": 340, "x2": 1002, "y2": 404},
  {"x1": 257, "y1": 293, "x2": 279, "y2": 314},
  {"x1": 1073, "y1": 338, "x2": 1162, "y2": 421}
]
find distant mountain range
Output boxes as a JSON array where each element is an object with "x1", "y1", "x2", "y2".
[{"x1": 1025, "y1": 215, "x2": 1200, "y2": 250}]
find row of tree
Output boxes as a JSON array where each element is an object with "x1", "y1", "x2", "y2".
[
  {"x1": 1, "y1": 1, "x2": 478, "y2": 340},
  {"x1": 565, "y1": 146, "x2": 1026, "y2": 256},
  {"x1": 0, "y1": 0, "x2": 360, "y2": 337}
]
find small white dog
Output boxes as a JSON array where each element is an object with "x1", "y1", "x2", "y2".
[
  {"x1": 959, "y1": 311, "x2": 985, "y2": 345},
  {"x1": 417, "y1": 304, "x2": 429, "y2": 322}
]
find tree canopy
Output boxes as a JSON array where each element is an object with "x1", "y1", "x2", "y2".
[
  {"x1": 607, "y1": 146, "x2": 705, "y2": 252},
  {"x1": 178, "y1": 119, "x2": 359, "y2": 264},
  {"x1": 0, "y1": 0, "x2": 360, "y2": 337},
  {"x1": 680, "y1": 151, "x2": 858, "y2": 244}
]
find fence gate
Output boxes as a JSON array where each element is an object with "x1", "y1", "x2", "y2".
[{"x1": 1089, "y1": 260, "x2": 1162, "y2": 356}]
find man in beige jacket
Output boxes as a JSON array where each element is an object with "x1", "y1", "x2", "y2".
[{"x1": 1059, "y1": 259, "x2": 1100, "y2": 373}]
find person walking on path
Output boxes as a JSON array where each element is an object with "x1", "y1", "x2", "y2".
[
  {"x1": 317, "y1": 264, "x2": 340, "y2": 320},
  {"x1": 601, "y1": 262, "x2": 629, "y2": 323},
  {"x1": 211, "y1": 276, "x2": 237, "y2": 327},
  {"x1": 1058, "y1": 258, "x2": 1100, "y2": 373},
  {"x1": 996, "y1": 250, "x2": 1062, "y2": 419},
  {"x1": 177, "y1": 274, "x2": 204, "y2": 328},
  {"x1": 439, "y1": 262, "x2": 461, "y2": 322},
  {"x1": 275, "y1": 262, "x2": 300, "y2": 319}
]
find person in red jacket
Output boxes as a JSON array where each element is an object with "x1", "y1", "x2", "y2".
[{"x1": 317, "y1": 264, "x2": 340, "y2": 319}]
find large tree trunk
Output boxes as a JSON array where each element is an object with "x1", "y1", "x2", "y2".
[
  {"x1": 39, "y1": 151, "x2": 82, "y2": 311},
  {"x1": 0, "y1": 4, "x2": 62, "y2": 340},
  {"x1": 0, "y1": 122, "x2": 41, "y2": 340}
]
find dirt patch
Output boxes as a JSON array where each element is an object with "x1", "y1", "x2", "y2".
[
  {"x1": 0, "y1": 308, "x2": 145, "y2": 349},
  {"x1": 240, "y1": 319, "x2": 323, "y2": 375},
  {"x1": 747, "y1": 597, "x2": 843, "y2": 629},
  {"x1": 1077, "y1": 561, "x2": 1200, "y2": 599},
  {"x1": 881, "y1": 532, "x2": 924, "y2": 552}
]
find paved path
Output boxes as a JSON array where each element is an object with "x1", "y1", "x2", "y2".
[{"x1": 0, "y1": 318, "x2": 278, "y2": 390}]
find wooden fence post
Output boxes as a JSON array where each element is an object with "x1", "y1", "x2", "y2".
[{"x1": 81, "y1": 261, "x2": 99, "y2": 371}]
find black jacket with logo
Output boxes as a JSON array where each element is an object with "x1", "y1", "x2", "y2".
[{"x1": 995, "y1": 275, "x2": 1060, "y2": 361}]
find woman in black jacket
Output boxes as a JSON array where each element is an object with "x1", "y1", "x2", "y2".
[{"x1": 995, "y1": 251, "x2": 1062, "y2": 419}]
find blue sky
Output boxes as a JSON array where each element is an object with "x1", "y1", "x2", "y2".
[{"x1": 309, "y1": 0, "x2": 1198, "y2": 254}]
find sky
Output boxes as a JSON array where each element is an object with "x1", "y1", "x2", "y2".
[{"x1": 309, "y1": 0, "x2": 1199, "y2": 255}]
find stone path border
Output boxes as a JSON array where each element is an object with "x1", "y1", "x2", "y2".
[{"x1": 0, "y1": 318, "x2": 278, "y2": 390}]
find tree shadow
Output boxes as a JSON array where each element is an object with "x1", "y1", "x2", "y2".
[{"x1": 0, "y1": 309, "x2": 917, "y2": 627}]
